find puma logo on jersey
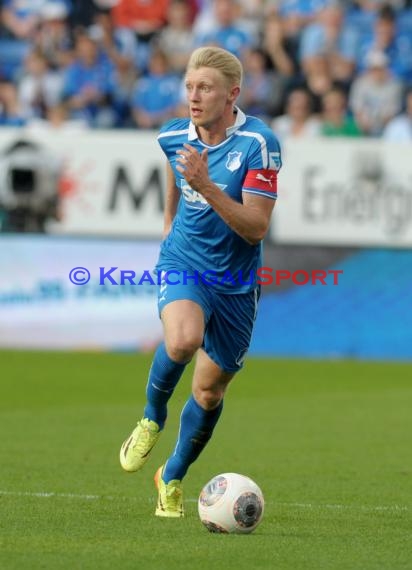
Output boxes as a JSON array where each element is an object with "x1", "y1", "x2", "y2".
[
  {"x1": 256, "y1": 173, "x2": 274, "y2": 186},
  {"x1": 243, "y1": 169, "x2": 277, "y2": 196}
]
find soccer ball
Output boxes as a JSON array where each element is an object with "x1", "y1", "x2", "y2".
[{"x1": 198, "y1": 473, "x2": 264, "y2": 534}]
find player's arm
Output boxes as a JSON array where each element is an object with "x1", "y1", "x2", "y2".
[
  {"x1": 199, "y1": 184, "x2": 275, "y2": 245},
  {"x1": 176, "y1": 144, "x2": 276, "y2": 245},
  {"x1": 163, "y1": 161, "x2": 180, "y2": 238}
]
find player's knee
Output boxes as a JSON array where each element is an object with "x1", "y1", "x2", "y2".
[
  {"x1": 166, "y1": 334, "x2": 202, "y2": 363},
  {"x1": 193, "y1": 387, "x2": 223, "y2": 410}
]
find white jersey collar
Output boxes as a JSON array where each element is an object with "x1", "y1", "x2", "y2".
[{"x1": 188, "y1": 107, "x2": 246, "y2": 141}]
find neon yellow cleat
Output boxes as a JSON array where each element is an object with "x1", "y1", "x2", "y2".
[
  {"x1": 154, "y1": 465, "x2": 184, "y2": 518},
  {"x1": 119, "y1": 418, "x2": 161, "y2": 472}
]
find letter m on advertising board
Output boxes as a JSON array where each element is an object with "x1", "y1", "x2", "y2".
[{"x1": 108, "y1": 166, "x2": 164, "y2": 212}]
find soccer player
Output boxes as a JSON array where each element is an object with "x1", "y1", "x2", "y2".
[{"x1": 120, "y1": 46, "x2": 281, "y2": 517}]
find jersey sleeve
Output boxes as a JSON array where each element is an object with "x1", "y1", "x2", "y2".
[
  {"x1": 157, "y1": 118, "x2": 188, "y2": 158},
  {"x1": 242, "y1": 128, "x2": 282, "y2": 200}
]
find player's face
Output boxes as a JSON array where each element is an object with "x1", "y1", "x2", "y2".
[{"x1": 185, "y1": 67, "x2": 237, "y2": 130}]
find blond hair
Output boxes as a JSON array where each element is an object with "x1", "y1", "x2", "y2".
[{"x1": 186, "y1": 46, "x2": 243, "y2": 88}]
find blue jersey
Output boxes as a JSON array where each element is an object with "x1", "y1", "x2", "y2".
[{"x1": 157, "y1": 108, "x2": 282, "y2": 293}]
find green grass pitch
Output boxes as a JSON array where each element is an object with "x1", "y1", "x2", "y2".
[{"x1": 0, "y1": 351, "x2": 411, "y2": 570}]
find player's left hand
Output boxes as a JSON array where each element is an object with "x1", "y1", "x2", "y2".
[{"x1": 176, "y1": 144, "x2": 209, "y2": 193}]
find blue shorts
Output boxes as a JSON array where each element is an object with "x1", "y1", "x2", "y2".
[{"x1": 157, "y1": 270, "x2": 260, "y2": 373}]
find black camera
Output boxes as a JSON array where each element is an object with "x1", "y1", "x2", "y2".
[{"x1": 0, "y1": 140, "x2": 62, "y2": 232}]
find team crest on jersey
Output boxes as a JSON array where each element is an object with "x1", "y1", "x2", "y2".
[{"x1": 226, "y1": 151, "x2": 242, "y2": 172}]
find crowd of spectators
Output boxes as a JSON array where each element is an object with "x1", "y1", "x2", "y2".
[{"x1": 0, "y1": 0, "x2": 411, "y2": 140}]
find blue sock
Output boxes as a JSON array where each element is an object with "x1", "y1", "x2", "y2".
[
  {"x1": 163, "y1": 395, "x2": 223, "y2": 483},
  {"x1": 143, "y1": 343, "x2": 187, "y2": 429}
]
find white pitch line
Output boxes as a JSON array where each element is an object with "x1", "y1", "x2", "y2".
[
  {"x1": 274, "y1": 502, "x2": 409, "y2": 513},
  {"x1": 0, "y1": 490, "x2": 409, "y2": 512},
  {"x1": 0, "y1": 490, "x2": 119, "y2": 501}
]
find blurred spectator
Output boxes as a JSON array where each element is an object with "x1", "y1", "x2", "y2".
[
  {"x1": 34, "y1": 2, "x2": 73, "y2": 70},
  {"x1": 320, "y1": 86, "x2": 362, "y2": 136},
  {"x1": 273, "y1": 0, "x2": 325, "y2": 49},
  {"x1": 111, "y1": 0, "x2": 170, "y2": 42},
  {"x1": 85, "y1": 11, "x2": 138, "y2": 126},
  {"x1": 108, "y1": 57, "x2": 137, "y2": 127},
  {"x1": 192, "y1": 0, "x2": 218, "y2": 37},
  {"x1": 347, "y1": 0, "x2": 405, "y2": 40},
  {"x1": 17, "y1": 50, "x2": 64, "y2": 119},
  {"x1": 70, "y1": 0, "x2": 113, "y2": 29},
  {"x1": 262, "y1": 13, "x2": 299, "y2": 80},
  {"x1": 194, "y1": 0, "x2": 254, "y2": 59},
  {"x1": 348, "y1": 0, "x2": 396, "y2": 9},
  {"x1": 62, "y1": 30, "x2": 115, "y2": 127},
  {"x1": 88, "y1": 11, "x2": 156, "y2": 76},
  {"x1": 397, "y1": 6, "x2": 412, "y2": 47},
  {"x1": 0, "y1": 37, "x2": 31, "y2": 82},
  {"x1": 0, "y1": 81, "x2": 25, "y2": 125},
  {"x1": 89, "y1": 12, "x2": 137, "y2": 67},
  {"x1": 236, "y1": 0, "x2": 266, "y2": 41},
  {"x1": 0, "y1": 0, "x2": 43, "y2": 40},
  {"x1": 237, "y1": 47, "x2": 286, "y2": 120},
  {"x1": 382, "y1": 88, "x2": 412, "y2": 141},
  {"x1": 131, "y1": 49, "x2": 181, "y2": 129},
  {"x1": 300, "y1": 2, "x2": 358, "y2": 88},
  {"x1": 302, "y1": 66, "x2": 335, "y2": 113},
  {"x1": 344, "y1": 0, "x2": 379, "y2": 45},
  {"x1": 156, "y1": 0, "x2": 194, "y2": 74},
  {"x1": 349, "y1": 49, "x2": 403, "y2": 136},
  {"x1": 0, "y1": 0, "x2": 45, "y2": 81},
  {"x1": 357, "y1": 4, "x2": 412, "y2": 84},
  {"x1": 271, "y1": 87, "x2": 321, "y2": 140},
  {"x1": 25, "y1": 101, "x2": 87, "y2": 132}
]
